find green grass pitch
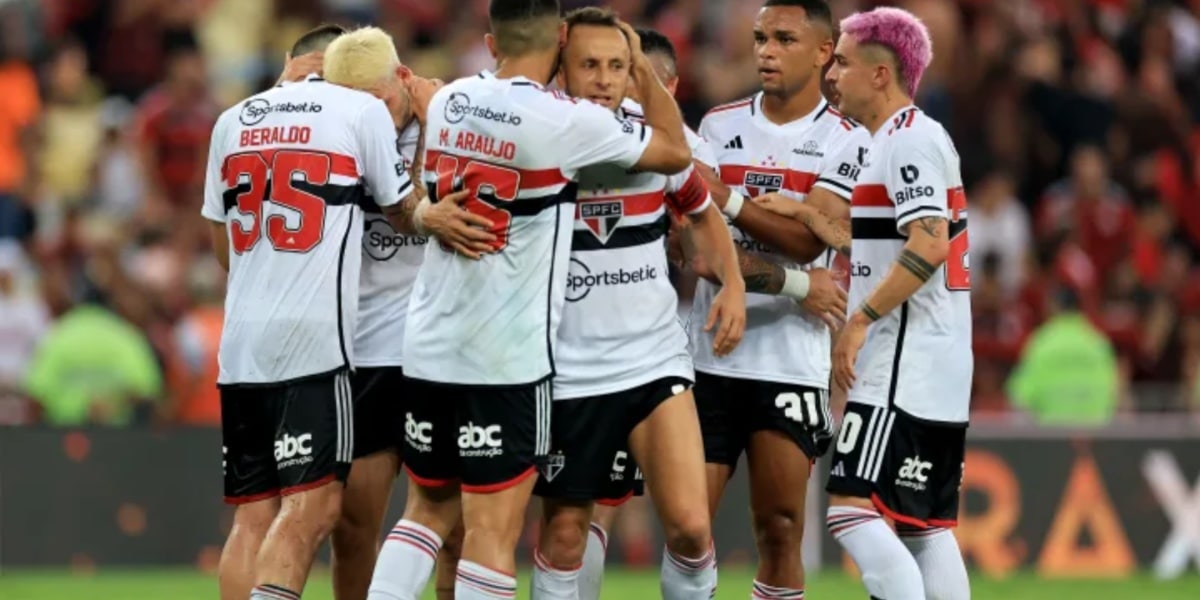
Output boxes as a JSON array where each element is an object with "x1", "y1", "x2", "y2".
[{"x1": 1, "y1": 568, "x2": 1198, "y2": 599}]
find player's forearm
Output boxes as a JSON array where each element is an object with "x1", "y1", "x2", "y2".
[
  {"x1": 688, "y1": 204, "x2": 742, "y2": 290},
  {"x1": 383, "y1": 191, "x2": 427, "y2": 235},
  {"x1": 410, "y1": 126, "x2": 428, "y2": 199},
  {"x1": 797, "y1": 206, "x2": 852, "y2": 258},
  {"x1": 854, "y1": 239, "x2": 948, "y2": 324},
  {"x1": 732, "y1": 202, "x2": 826, "y2": 264},
  {"x1": 632, "y1": 59, "x2": 687, "y2": 152}
]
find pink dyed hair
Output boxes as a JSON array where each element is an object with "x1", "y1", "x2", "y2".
[{"x1": 840, "y1": 7, "x2": 933, "y2": 98}]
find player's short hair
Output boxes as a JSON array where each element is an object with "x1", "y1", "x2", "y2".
[
  {"x1": 489, "y1": 0, "x2": 562, "y2": 57},
  {"x1": 762, "y1": 0, "x2": 835, "y2": 34},
  {"x1": 839, "y1": 7, "x2": 932, "y2": 98},
  {"x1": 323, "y1": 26, "x2": 400, "y2": 91},
  {"x1": 290, "y1": 23, "x2": 347, "y2": 57},
  {"x1": 636, "y1": 27, "x2": 677, "y2": 75},
  {"x1": 564, "y1": 6, "x2": 619, "y2": 32}
]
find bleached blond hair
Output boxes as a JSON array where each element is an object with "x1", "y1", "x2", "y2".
[{"x1": 323, "y1": 26, "x2": 401, "y2": 91}]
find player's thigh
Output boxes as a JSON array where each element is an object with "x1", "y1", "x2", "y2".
[
  {"x1": 746, "y1": 430, "x2": 812, "y2": 537},
  {"x1": 349, "y1": 366, "x2": 406, "y2": 462},
  {"x1": 221, "y1": 386, "x2": 280, "y2": 505},
  {"x1": 825, "y1": 401, "x2": 966, "y2": 527},
  {"x1": 693, "y1": 371, "x2": 751, "y2": 471},
  {"x1": 273, "y1": 370, "x2": 354, "y2": 496},
  {"x1": 534, "y1": 394, "x2": 630, "y2": 506},
  {"x1": 340, "y1": 451, "x2": 399, "y2": 532},
  {"x1": 400, "y1": 376, "x2": 460, "y2": 488},
  {"x1": 627, "y1": 379, "x2": 708, "y2": 521}
]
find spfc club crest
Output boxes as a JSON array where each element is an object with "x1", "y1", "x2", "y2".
[
  {"x1": 580, "y1": 200, "x2": 624, "y2": 244},
  {"x1": 542, "y1": 452, "x2": 565, "y2": 481},
  {"x1": 743, "y1": 171, "x2": 784, "y2": 197}
]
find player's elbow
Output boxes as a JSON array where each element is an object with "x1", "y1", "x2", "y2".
[
  {"x1": 908, "y1": 236, "x2": 949, "y2": 267},
  {"x1": 637, "y1": 133, "x2": 693, "y2": 174},
  {"x1": 663, "y1": 143, "x2": 693, "y2": 173}
]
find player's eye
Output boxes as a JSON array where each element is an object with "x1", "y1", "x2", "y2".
[{"x1": 753, "y1": 32, "x2": 766, "y2": 44}]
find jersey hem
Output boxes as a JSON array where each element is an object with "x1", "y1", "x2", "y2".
[
  {"x1": 553, "y1": 365, "x2": 694, "y2": 400},
  {"x1": 351, "y1": 358, "x2": 405, "y2": 368},
  {"x1": 404, "y1": 372, "x2": 554, "y2": 390},
  {"x1": 844, "y1": 397, "x2": 971, "y2": 427},
  {"x1": 217, "y1": 365, "x2": 349, "y2": 389},
  {"x1": 692, "y1": 364, "x2": 828, "y2": 389}
]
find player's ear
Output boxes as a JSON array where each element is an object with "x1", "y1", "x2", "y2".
[
  {"x1": 396, "y1": 64, "x2": 413, "y2": 82},
  {"x1": 817, "y1": 39, "x2": 834, "y2": 69},
  {"x1": 485, "y1": 33, "x2": 498, "y2": 60},
  {"x1": 558, "y1": 21, "x2": 568, "y2": 47},
  {"x1": 666, "y1": 75, "x2": 679, "y2": 96}
]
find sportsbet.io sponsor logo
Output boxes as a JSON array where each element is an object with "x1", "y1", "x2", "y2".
[
  {"x1": 565, "y1": 258, "x2": 658, "y2": 302},
  {"x1": 444, "y1": 92, "x2": 522, "y2": 126},
  {"x1": 239, "y1": 98, "x2": 323, "y2": 126},
  {"x1": 363, "y1": 218, "x2": 428, "y2": 261}
]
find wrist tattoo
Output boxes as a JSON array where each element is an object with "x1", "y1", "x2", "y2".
[
  {"x1": 898, "y1": 249, "x2": 936, "y2": 282},
  {"x1": 862, "y1": 304, "x2": 882, "y2": 321},
  {"x1": 738, "y1": 250, "x2": 784, "y2": 294}
]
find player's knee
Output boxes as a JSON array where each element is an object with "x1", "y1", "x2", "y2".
[
  {"x1": 753, "y1": 509, "x2": 803, "y2": 558},
  {"x1": 231, "y1": 502, "x2": 278, "y2": 539},
  {"x1": 283, "y1": 486, "x2": 344, "y2": 541},
  {"x1": 440, "y1": 522, "x2": 464, "y2": 561},
  {"x1": 539, "y1": 516, "x2": 589, "y2": 567},
  {"x1": 662, "y1": 510, "x2": 712, "y2": 557}
]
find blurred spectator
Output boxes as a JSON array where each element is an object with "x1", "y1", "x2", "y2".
[
  {"x1": 36, "y1": 38, "x2": 104, "y2": 210},
  {"x1": 23, "y1": 292, "x2": 162, "y2": 427},
  {"x1": 1007, "y1": 287, "x2": 1120, "y2": 426},
  {"x1": 969, "y1": 170, "x2": 1032, "y2": 297},
  {"x1": 0, "y1": 5, "x2": 41, "y2": 241},
  {"x1": 0, "y1": 241, "x2": 48, "y2": 400}
]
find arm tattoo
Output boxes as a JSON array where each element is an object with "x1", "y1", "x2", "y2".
[
  {"x1": 898, "y1": 248, "x2": 936, "y2": 282},
  {"x1": 409, "y1": 124, "x2": 428, "y2": 199},
  {"x1": 382, "y1": 195, "x2": 420, "y2": 233},
  {"x1": 737, "y1": 248, "x2": 785, "y2": 294},
  {"x1": 800, "y1": 211, "x2": 852, "y2": 258},
  {"x1": 914, "y1": 216, "x2": 946, "y2": 238},
  {"x1": 862, "y1": 303, "x2": 882, "y2": 321}
]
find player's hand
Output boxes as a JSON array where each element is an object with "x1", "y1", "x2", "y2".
[
  {"x1": 832, "y1": 312, "x2": 869, "y2": 392},
  {"x1": 752, "y1": 192, "x2": 804, "y2": 218},
  {"x1": 706, "y1": 283, "x2": 746, "y2": 357},
  {"x1": 422, "y1": 189, "x2": 496, "y2": 259},
  {"x1": 279, "y1": 51, "x2": 323, "y2": 84},
  {"x1": 615, "y1": 19, "x2": 644, "y2": 60},
  {"x1": 799, "y1": 268, "x2": 848, "y2": 330},
  {"x1": 408, "y1": 76, "x2": 444, "y2": 125}
]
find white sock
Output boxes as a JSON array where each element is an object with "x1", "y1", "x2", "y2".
[
  {"x1": 661, "y1": 545, "x2": 717, "y2": 600},
  {"x1": 898, "y1": 526, "x2": 971, "y2": 600},
  {"x1": 367, "y1": 519, "x2": 442, "y2": 600},
  {"x1": 250, "y1": 584, "x2": 300, "y2": 600},
  {"x1": 532, "y1": 547, "x2": 581, "y2": 599},
  {"x1": 456, "y1": 559, "x2": 518, "y2": 599},
  {"x1": 752, "y1": 579, "x2": 805, "y2": 599},
  {"x1": 826, "y1": 506, "x2": 924, "y2": 600},
  {"x1": 578, "y1": 523, "x2": 608, "y2": 600}
]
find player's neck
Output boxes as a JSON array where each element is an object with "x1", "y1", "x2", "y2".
[
  {"x1": 760, "y1": 82, "x2": 823, "y2": 125},
  {"x1": 493, "y1": 52, "x2": 556, "y2": 86},
  {"x1": 861, "y1": 91, "x2": 915, "y2": 135}
]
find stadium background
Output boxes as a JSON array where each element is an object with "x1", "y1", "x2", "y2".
[{"x1": 1, "y1": 0, "x2": 1199, "y2": 598}]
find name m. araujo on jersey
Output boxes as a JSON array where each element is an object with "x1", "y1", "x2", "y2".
[
  {"x1": 691, "y1": 93, "x2": 870, "y2": 388},
  {"x1": 355, "y1": 122, "x2": 424, "y2": 368},
  {"x1": 402, "y1": 72, "x2": 653, "y2": 386},
  {"x1": 555, "y1": 100, "x2": 711, "y2": 399},
  {"x1": 201, "y1": 74, "x2": 411, "y2": 385},
  {"x1": 848, "y1": 105, "x2": 972, "y2": 423}
]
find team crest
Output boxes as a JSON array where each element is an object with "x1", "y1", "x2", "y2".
[
  {"x1": 542, "y1": 452, "x2": 566, "y2": 481},
  {"x1": 743, "y1": 171, "x2": 784, "y2": 197},
  {"x1": 580, "y1": 200, "x2": 624, "y2": 244}
]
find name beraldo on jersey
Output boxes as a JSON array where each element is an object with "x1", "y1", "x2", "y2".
[
  {"x1": 848, "y1": 106, "x2": 972, "y2": 424},
  {"x1": 554, "y1": 99, "x2": 711, "y2": 399},
  {"x1": 402, "y1": 71, "x2": 653, "y2": 387},
  {"x1": 201, "y1": 75, "x2": 412, "y2": 386},
  {"x1": 690, "y1": 93, "x2": 871, "y2": 388}
]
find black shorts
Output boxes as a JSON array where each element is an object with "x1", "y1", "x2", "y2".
[
  {"x1": 402, "y1": 377, "x2": 552, "y2": 493},
  {"x1": 349, "y1": 366, "x2": 406, "y2": 460},
  {"x1": 825, "y1": 402, "x2": 966, "y2": 527},
  {"x1": 221, "y1": 370, "x2": 353, "y2": 504},
  {"x1": 694, "y1": 372, "x2": 834, "y2": 471},
  {"x1": 534, "y1": 377, "x2": 691, "y2": 504}
]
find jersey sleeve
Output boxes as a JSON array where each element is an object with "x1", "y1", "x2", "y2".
[
  {"x1": 558, "y1": 99, "x2": 652, "y2": 178},
  {"x1": 200, "y1": 114, "x2": 230, "y2": 223},
  {"x1": 814, "y1": 129, "x2": 870, "y2": 201},
  {"x1": 885, "y1": 136, "x2": 949, "y2": 234},
  {"x1": 665, "y1": 165, "x2": 712, "y2": 216},
  {"x1": 354, "y1": 100, "x2": 414, "y2": 207}
]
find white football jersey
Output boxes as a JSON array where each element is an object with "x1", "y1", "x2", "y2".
[
  {"x1": 674, "y1": 125, "x2": 719, "y2": 324},
  {"x1": 555, "y1": 100, "x2": 711, "y2": 399},
  {"x1": 403, "y1": 72, "x2": 652, "y2": 386},
  {"x1": 690, "y1": 94, "x2": 870, "y2": 387},
  {"x1": 201, "y1": 75, "x2": 412, "y2": 385},
  {"x1": 848, "y1": 106, "x2": 972, "y2": 423},
  {"x1": 354, "y1": 122, "x2": 423, "y2": 367}
]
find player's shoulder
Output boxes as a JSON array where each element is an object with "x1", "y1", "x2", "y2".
[
  {"x1": 700, "y1": 93, "x2": 757, "y2": 128},
  {"x1": 884, "y1": 107, "x2": 952, "y2": 149},
  {"x1": 816, "y1": 101, "x2": 863, "y2": 137}
]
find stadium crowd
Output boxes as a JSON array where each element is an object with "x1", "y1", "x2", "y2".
[{"x1": 1, "y1": 0, "x2": 1199, "y2": 427}]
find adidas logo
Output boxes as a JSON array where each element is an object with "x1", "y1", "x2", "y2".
[
  {"x1": 831, "y1": 461, "x2": 846, "y2": 477},
  {"x1": 724, "y1": 136, "x2": 744, "y2": 150}
]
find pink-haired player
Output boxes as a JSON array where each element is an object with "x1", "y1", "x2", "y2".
[{"x1": 759, "y1": 6, "x2": 973, "y2": 600}]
